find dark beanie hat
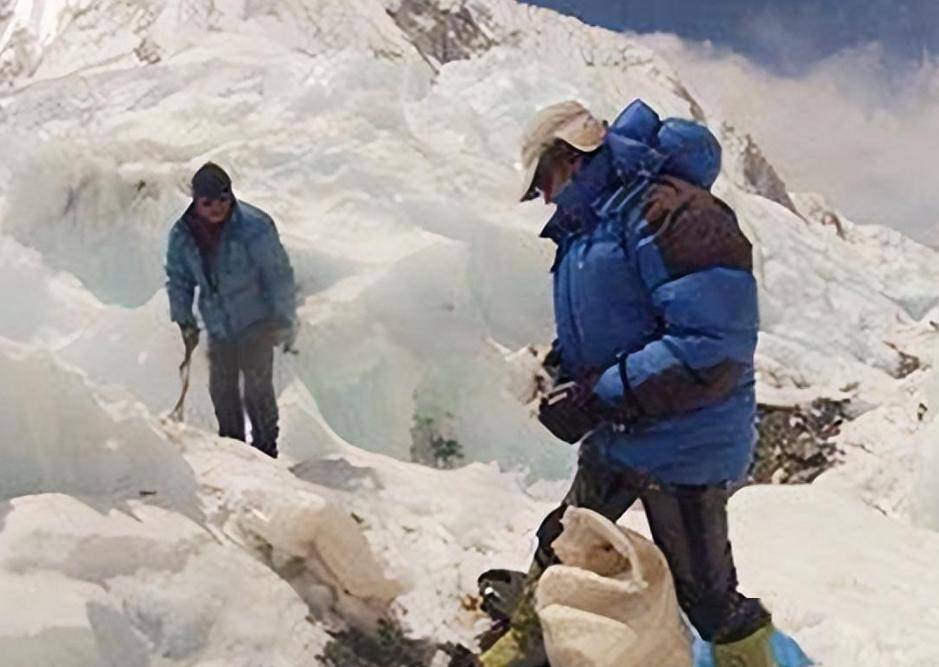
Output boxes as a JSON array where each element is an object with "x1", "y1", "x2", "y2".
[{"x1": 191, "y1": 162, "x2": 232, "y2": 199}]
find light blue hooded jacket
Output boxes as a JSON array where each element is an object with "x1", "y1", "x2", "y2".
[{"x1": 165, "y1": 200, "x2": 296, "y2": 342}]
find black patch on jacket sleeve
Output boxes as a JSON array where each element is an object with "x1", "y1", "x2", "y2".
[{"x1": 632, "y1": 359, "x2": 745, "y2": 418}]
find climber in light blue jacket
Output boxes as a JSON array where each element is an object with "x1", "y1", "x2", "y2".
[{"x1": 165, "y1": 163, "x2": 296, "y2": 458}]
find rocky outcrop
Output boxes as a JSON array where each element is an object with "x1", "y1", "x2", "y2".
[
  {"x1": 751, "y1": 398, "x2": 848, "y2": 484},
  {"x1": 386, "y1": 0, "x2": 496, "y2": 71},
  {"x1": 721, "y1": 123, "x2": 799, "y2": 216},
  {"x1": 791, "y1": 192, "x2": 847, "y2": 238},
  {"x1": 0, "y1": 27, "x2": 40, "y2": 86}
]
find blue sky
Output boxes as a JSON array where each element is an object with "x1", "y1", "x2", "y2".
[{"x1": 525, "y1": 0, "x2": 937, "y2": 73}]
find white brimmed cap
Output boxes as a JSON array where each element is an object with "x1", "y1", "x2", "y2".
[{"x1": 518, "y1": 101, "x2": 606, "y2": 201}]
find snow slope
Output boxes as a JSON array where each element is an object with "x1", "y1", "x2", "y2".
[{"x1": 1, "y1": 0, "x2": 938, "y2": 665}]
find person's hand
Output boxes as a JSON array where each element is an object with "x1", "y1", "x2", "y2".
[
  {"x1": 538, "y1": 378, "x2": 601, "y2": 444},
  {"x1": 538, "y1": 373, "x2": 641, "y2": 443},
  {"x1": 272, "y1": 319, "x2": 298, "y2": 354},
  {"x1": 179, "y1": 322, "x2": 199, "y2": 353}
]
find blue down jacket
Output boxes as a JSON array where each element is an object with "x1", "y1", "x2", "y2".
[
  {"x1": 165, "y1": 200, "x2": 296, "y2": 342},
  {"x1": 545, "y1": 99, "x2": 758, "y2": 485}
]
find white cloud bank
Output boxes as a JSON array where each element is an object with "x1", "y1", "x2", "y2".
[{"x1": 636, "y1": 33, "x2": 939, "y2": 247}]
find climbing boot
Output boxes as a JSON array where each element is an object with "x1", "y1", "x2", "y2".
[{"x1": 713, "y1": 624, "x2": 812, "y2": 667}]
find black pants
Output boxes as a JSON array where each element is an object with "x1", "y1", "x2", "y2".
[
  {"x1": 208, "y1": 328, "x2": 279, "y2": 458},
  {"x1": 534, "y1": 436, "x2": 770, "y2": 643}
]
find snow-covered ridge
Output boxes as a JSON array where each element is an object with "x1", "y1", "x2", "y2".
[{"x1": 1, "y1": 0, "x2": 939, "y2": 664}]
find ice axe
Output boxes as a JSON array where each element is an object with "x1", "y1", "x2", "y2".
[{"x1": 168, "y1": 333, "x2": 198, "y2": 422}]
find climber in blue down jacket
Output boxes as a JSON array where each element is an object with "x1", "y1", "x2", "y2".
[
  {"x1": 473, "y1": 101, "x2": 811, "y2": 667},
  {"x1": 165, "y1": 162, "x2": 296, "y2": 459}
]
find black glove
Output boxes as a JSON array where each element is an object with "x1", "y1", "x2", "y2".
[
  {"x1": 179, "y1": 322, "x2": 199, "y2": 353},
  {"x1": 538, "y1": 377, "x2": 641, "y2": 444},
  {"x1": 538, "y1": 379, "x2": 603, "y2": 444}
]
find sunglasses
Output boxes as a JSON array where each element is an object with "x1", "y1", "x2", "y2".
[
  {"x1": 523, "y1": 142, "x2": 584, "y2": 201},
  {"x1": 196, "y1": 193, "x2": 232, "y2": 207}
]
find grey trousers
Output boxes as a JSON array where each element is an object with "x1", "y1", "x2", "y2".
[{"x1": 208, "y1": 326, "x2": 279, "y2": 458}]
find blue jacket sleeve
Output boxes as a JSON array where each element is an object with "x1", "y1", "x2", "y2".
[
  {"x1": 252, "y1": 219, "x2": 297, "y2": 326},
  {"x1": 165, "y1": 225, "x2": 197, "y2": 328},
  {"x1": 594, "y1": 186, "x2": 758, "y2": 419}
]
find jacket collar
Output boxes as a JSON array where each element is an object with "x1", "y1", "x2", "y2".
[
  {"x1": 539, "y1": 136, "x2": 667, "y2": 246},
  {"x1": 539, "y1": 149, "x2": 614, "y2": 245}
]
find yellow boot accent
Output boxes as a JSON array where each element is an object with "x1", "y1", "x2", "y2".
[
  {"x1": 478, "y1": 630, "x2": 547, "y2": 667},
  {"x1": 478, "y1": 632, "x2": 521, "y2": 667},
  {"x1": 478, "y1": 575, "x2": 548, "y2": 667},
  {"x1": 713, "y1": 624, "x2": 778, "y2": 667}
]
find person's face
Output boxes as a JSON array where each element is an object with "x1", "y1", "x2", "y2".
[
  {"x1": 194, "y1": 194, "x2": 232, "y2": 224},
  {"x1": 533, "y1": 145, "x2": 584, "y2": 204}
]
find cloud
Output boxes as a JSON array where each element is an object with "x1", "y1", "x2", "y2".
[{"x1": 634, "y1": 32, "x2": 939, "y2": 247}]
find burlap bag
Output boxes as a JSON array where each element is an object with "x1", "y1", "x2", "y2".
[{"x1": 535, "y1": 507, "x2": 693, "y2": 667}]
